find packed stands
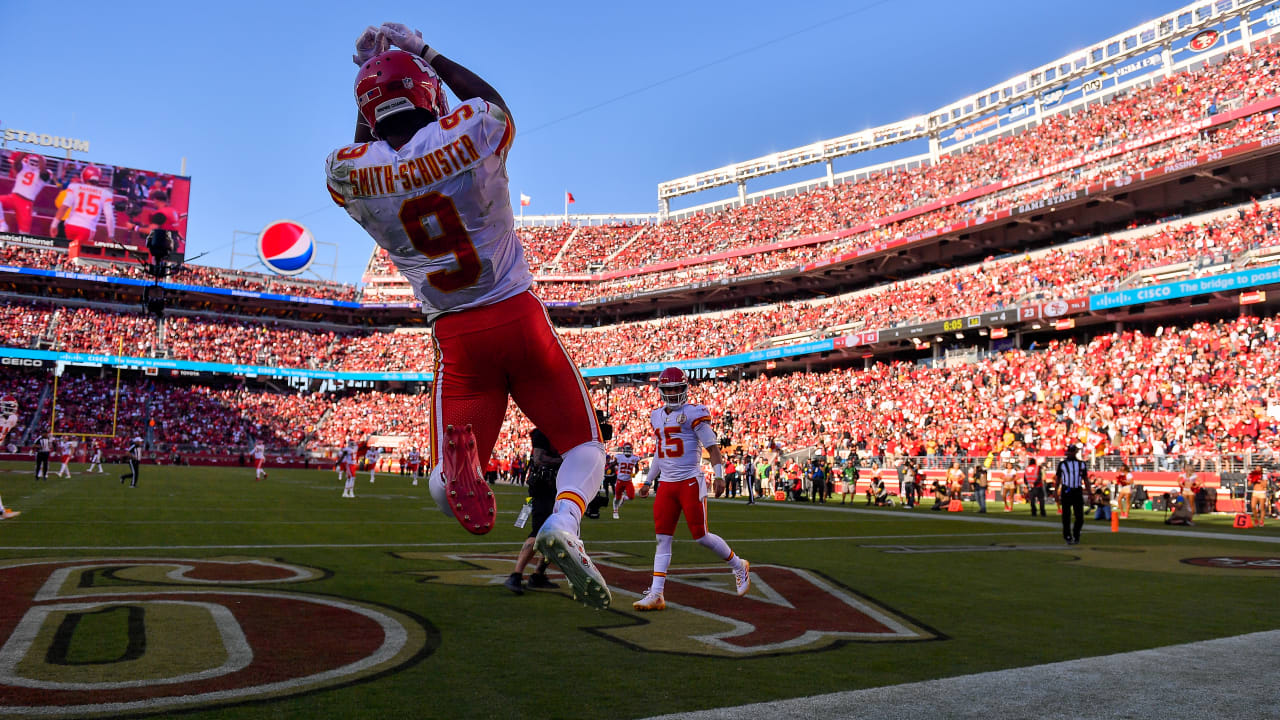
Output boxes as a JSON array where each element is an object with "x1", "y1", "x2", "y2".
[
  {"x1": 489, "y1": 316, "x2": 1280, "y2": 473},
  {"x1": 507, "y1": 44, "x2": 1280, "y2": 303},
  {"x1": 2, "y1": 199, "x2": 1278, "y2": 372},
  {"x1": 1, "y1": 241, "x2": 358, "y2": 302},
  {"x1": 3, "y1": 310, "x2": 1276, "y2": 476}
]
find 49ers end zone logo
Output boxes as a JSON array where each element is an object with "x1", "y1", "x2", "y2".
[
  {"x1": 0, "y1": 558, "x2": 434, "y2": 718},
  {"x1": 402, "y1": 551, "x2": 939, "y2": 657}
]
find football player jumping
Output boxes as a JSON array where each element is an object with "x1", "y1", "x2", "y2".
[
  {"x1": 326, "y1": 24, "x2": 610, "y2": 609},
  {"x1": 633, "y1": 367, "x2": 750, "y2": 612}
]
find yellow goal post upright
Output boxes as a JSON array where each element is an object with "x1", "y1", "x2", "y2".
[{"x1": 48, "y1": 338, "x2": 125, "y2": 441}]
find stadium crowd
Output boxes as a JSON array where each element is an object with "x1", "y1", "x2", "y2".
[
  {"x1": 4, "y1": 199, "x2": 1273, "y2": 373},
  {"x1": 490, "y1": 315, "x2": 1280, "y2": 475},
  {"x1": 0, "y1": 242, "x2": 357, "y2": 302},
  {"x1": 514, "y1": 44, "x2": 1280, "y2": 300},
  {"x1": 3, "y1": 313, "x2": 1275, "y2": 479}
]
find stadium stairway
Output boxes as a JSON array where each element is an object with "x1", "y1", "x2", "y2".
[
  {"x1": 545, "y1": 226, "x2": 581, "y2": 272},
  {"x1": 17, "y1": 383, "x2": 51, "y2": 447}
]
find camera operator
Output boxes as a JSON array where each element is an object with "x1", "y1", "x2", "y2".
[{"x1": 505, "y1": 412, "x2": 611, "y2": 594}]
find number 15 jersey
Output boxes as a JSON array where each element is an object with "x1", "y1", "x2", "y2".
[
  {"x1": 649, "y1": 403, "x2": 718, "y2": 484},
  {"x1": 325, "y1": 99, "x2": 530, "y2": 321}
]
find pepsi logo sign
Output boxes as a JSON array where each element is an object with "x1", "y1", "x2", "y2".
[
  {"x1": 1188, "y1": 29, "x2": 1219, "y2": 53},
  {"x1": 258, "y1": 220, "x2": 315, "y2": 276}
]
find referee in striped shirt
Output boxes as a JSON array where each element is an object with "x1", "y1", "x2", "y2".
[{"x1": 1056, "y1": 445, "x2": 1091, "y2": 545}]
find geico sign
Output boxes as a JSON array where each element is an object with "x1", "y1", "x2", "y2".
[{"x1": 0, "y1": 357, "x2": 44, "y2": 367}]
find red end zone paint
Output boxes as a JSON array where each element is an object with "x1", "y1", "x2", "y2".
[{"x1": 0, "y1": 559, "x2": 433, "y2": 717}]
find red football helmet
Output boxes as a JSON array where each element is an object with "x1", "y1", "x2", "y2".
[
  {"x1": 0, "y1": 396, "x2": 16, "y2": 415},
  {"x1": 355, "y1": 50, "x2": 449, "y2": 136},
  {"x1": 657, "y1": 367, "x2": 688, "y2": 410},
  {"x1": 80, "y1": 165, "x2": 101, "y2": 184},
  {"x1": 621, "y1": 443, "x2": 633, "y2": 455}
]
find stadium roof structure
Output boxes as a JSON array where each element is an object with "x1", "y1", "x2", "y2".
[{"x1": 656, "y1": 0, "x2": 1275, "y2": 209}]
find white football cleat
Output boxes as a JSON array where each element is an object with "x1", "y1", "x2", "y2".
[
  {"x1": 733, "y1": 559, "x2": 751, "y2": 596},
  {"x1": 612, "y1": 511, "x2": 620, "y2": 520},
  {"x1": 534, "y1": 512, "x2": 611, "y2": 609},
  {"x1": 1, "y1": 509, "x2": 20, "y2": 520},
  {"x1": 632, "y1": 589, "x2": 665, "y2": 612}
]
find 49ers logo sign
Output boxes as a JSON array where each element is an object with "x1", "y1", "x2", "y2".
[
  {"x1": 0, "y1": 558, "x2": 433, "y2": 717},
  {"x1": 403, "y1": 552, "x2": 938, "y2": 657}
]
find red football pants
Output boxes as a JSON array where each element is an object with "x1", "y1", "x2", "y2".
[
  {"x1": 615, "y1": 479, "x2": 636, "y2": 500},
  {"x1": 65, "y1": 224, "x2": 92, "y2": 243},
  {"x1": 652, "y1": 477, "x2": 708, "y2": 539},
  {"x1": 0, "y1": 194, "x2": 34, "y2": 234},
  {"x1": 430, "y1": 290, "x2": 600, "y2": 467}
]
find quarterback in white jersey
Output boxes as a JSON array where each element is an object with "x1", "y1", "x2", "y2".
[
  {"x1": 633, "y1": 367, "x2": 750, "y2": 613},
  {"x1": 59, "y1": 165, "x2": 115, "y2": 245},
  {"x1": 324, "y1": 24, "x2": 609, "y2": 609}
]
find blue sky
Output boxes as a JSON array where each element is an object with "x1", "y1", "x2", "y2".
[{"x1": 5, "y1": 0, "x2": 1180, "y2": 283}]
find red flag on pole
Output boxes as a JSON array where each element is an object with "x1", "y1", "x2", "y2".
[{"x1": 565, "y1": 192, "x2": 575, "y2": 204}]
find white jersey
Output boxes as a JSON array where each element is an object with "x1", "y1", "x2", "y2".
[
  {"x1": 407, "y1": 450, "x2": 422, "y2": 465},
  {"x1": 366, "y1": 447, "x2": 381, "y2": 464},
  {"x1": 9, "y1": 157, "x2": 47, "y2": 201},
  {"x1": 0, "y1": 413, "x2": 16, "y2": 434},
  {"x1": 649, "y1": 404, "x2": 718, "y2": 484},
  {"x1": 60, "y1": 440, "x2": 73, "y2": 458},
  {"x1": 614, "y1": 452, "x2": 641, "y2": 483},
  {"x1": 325, "y1": 98, "x2": 527, "y2": 321},
  {"x1": 252, "y1": 443, "x2": 265, "y2": 460},
  {"x1": 61, "y1": 182, "x2": 114, "y2": 232}
]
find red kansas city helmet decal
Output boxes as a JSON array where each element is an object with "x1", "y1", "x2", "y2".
[{"x1": 0, "y1": 558, "x2": 433, "y2": 717}]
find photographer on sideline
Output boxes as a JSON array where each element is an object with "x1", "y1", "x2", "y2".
[{"x1": 506, "y1": 412, "x2": 612, "y2": 594}]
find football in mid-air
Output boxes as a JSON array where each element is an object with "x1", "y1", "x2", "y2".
[{"x1": 638, "y1": 484, "x2": 650, "y2": 498}]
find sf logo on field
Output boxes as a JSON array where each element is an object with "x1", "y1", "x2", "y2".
[
  {"x1": 403, "y1": 552, "x2": 938, "y2": 657},
  {"x1": 1182, "y1": 556, "x2": 1280, "y2": 570},
  {"x1": 0, "y1": 558, "x2": 433, "y2": 717}
]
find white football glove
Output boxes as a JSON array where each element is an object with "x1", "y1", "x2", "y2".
[
  {"x1": 353, "y1": 26, "x2": 379, "y2": 66},
  {"x1": 379, "y1": 22, "x2": 432, "y2": 60}
]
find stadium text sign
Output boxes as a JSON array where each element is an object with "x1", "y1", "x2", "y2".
[{"x1": 1, "y1": 128, "x2": 89, "y2": 153}]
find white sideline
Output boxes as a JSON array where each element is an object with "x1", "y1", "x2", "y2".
[
  {"x1": 709, "y1": 497, "x2": 1280, "y2": 545},
  {"x1": 644, "y1": 630, "x2": 1280, "y2": 720}
]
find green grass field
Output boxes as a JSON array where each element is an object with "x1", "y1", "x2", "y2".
[{"x1": 0, "y1": 462, "x2": 1277, "y2": 719}]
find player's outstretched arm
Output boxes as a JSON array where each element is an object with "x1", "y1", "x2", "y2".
[
  {"x1": 379, "y1": 22, "x2": 512, "y2": 121},
  {"x1": 351, "y1": 26, "x2": 381, "y2": 143}
]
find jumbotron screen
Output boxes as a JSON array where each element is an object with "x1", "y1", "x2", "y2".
[{"x1": 0, "y1": 148, "x2": 191, "y2": 262}]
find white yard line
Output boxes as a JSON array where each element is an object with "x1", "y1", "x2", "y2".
[
  {"x1": 712, "y1": 498, "x2": 1280, "y2": 545},
  {"x1": 644, "y1": 630, "x2": 1280, "y2": 720},
  {"x1": 0, "y1": 531, "x2": 1050, "y2": 552}
]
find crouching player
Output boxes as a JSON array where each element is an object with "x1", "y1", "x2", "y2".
[{"x1": 633, "y1": 367, "x2": 750, "y2": 611}]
